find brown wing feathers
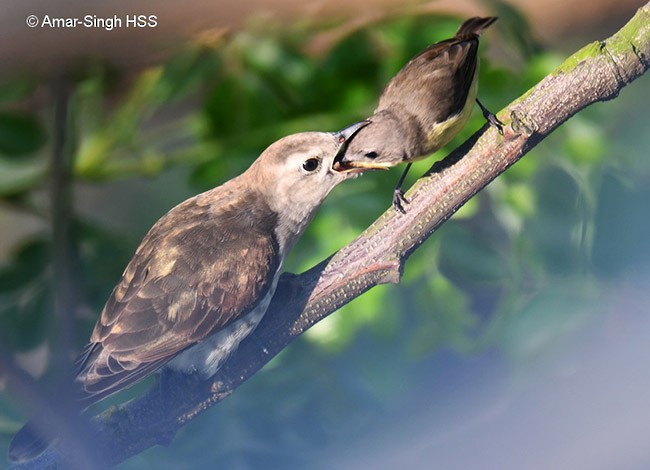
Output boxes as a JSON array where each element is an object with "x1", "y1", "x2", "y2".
[
  {"x1": 75, "y1": 192, "x2": 280, "y2": 405},
  {"x1": 378, "y1": 16, "x2": 495, "y2": 126}
]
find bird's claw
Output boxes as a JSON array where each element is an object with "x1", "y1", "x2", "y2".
[
  {"x1": 476, "y1": 99, "x2": 504, "y2": 135},
  {"x1": 393, "y1": 189, "x2": 409, "y2": 214},
  {"x1": 484, "y1": 110, "x2": 504, "y2": 135}
]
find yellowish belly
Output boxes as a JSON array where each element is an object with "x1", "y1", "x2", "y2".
[{"x1": 420, "y1": 70, "x2": 479, "y2": 158}]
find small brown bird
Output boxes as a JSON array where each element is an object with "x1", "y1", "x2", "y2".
[
  {"x1": 338, "y1": 16, "x2": 501, "y2": 212},
  {"x1": 8, "y1": 121, "x2": 385, "y2": 463}
]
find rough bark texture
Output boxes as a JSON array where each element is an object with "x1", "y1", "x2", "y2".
[{"x1": 11, "y1": 4, "x2": 650, "y2": 468}]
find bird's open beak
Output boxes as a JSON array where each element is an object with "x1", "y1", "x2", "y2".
[{"x1": 332, "y1": 121, "x2": 390, "y2": 174}]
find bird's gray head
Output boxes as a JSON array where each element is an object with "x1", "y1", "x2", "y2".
[
  {"x1": 245, "y1": 121, "x2": 385, "y2": 254},
  {"x1": 335, "y1": 109, "x2": 425, "y2": 170}
]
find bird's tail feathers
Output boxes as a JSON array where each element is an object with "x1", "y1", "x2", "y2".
[
  {"x1": 8, "y1": 417, "x2": 56, "y2": 463},
  {"x1": 455, "y1": 16, "x2": 497, "y2": 40}
]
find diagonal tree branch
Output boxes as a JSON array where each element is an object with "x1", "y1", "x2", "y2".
[{"x1": 11, "y1": 4, "x2": 650, "y2": 468}]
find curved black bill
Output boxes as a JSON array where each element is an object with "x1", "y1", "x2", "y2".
[
  {"x1": 332, "y1": 121, "x2": 388, "y2": 173},
  {"x1": 334, "y1": 120, "x2": 371, "y2": 145}
]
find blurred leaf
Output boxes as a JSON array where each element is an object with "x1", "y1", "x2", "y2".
[
  {"x1": 204, "y1": 71, "x2": 286, "y2": 138},
  {"x1": 0, "y1": 157, "x2": 46, "y2": 195},
  {"x1": 492, "y1": 1, "x2": 541, "y2": 59},
  {"x1": 0, "y1": 239, "x2": 50, "y2": 292},
  {"x1": 153, "y1": 47, "x2": 222, "y2": 104},
  {"x1": 526, "y1": 166, "x2": 584, "y2": 274},
  {"x1": 490, "y1": 180, "x2": 537, "y2": 235},
  {"x1": 111, "y1": 68, "x2": 163, "y2": 134},
  {"x1": 0, "y1": 286, "x2": 52, "y2": 351},
  {"x1": 409, "y1": 275, "x2": 475, "y2": 356},
  {"x1": 402, "y1": 237, "x2": 440, "y2": 284},
  {"x1": 501, "y1": 148, "x2": 540, "y2": 180},
  {"x1": 504, "y1": 183, "x2": 536, "y2": 218},
  {"x1": 0, "y1": 285, "x2": 50, "y2": 351},
  {"x1": 480, "y1": 65, "x2": 520, "y2": 105},
  {"x1": 0, "y1": 238, "x2": 51, "y2": 351},
  {"x1": 312, "y1": 29, "x2": 382, "y2": 113},
  {"x1": 522, "y1": 52, "x2": 564, "y2": 90},
  {"x1": 0, "y1": 112, "x2": 46, "y2": 157},
  {"x1": 439, "y1": 224, "x2": 509, "y2": 283},
  {"x1": 454, "y1": 196, "x2": 480, "y2": 219},
  {"x1": 74, "y1": 133, "x2": 116, "y2": 177},
  {"x1": 239, "y1": 34, "x2": 313, "y2": 111},
  {"x1": 562, "y1": 117, "x2": 608, "y2": 164}
]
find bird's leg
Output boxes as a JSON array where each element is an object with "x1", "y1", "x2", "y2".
[
  {"x1": 476, "y1": 99, "x2": 503, "y2": 134},
  {"x1": 393, "y1": 163, "x2": 412, "y2": 214}
]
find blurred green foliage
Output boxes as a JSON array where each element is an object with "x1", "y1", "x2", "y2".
[{"x1": 1, "y1": 7, "x2": 649, "y2": 469}]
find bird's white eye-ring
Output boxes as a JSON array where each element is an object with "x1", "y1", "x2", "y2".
[{"x1": 301, "y1": 157, "x2": 321, "y2": 173}]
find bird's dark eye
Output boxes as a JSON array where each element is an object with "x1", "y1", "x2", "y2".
[
  {"x1": 302, "y1": 158, "x2": 320, "y2": 172},
  {"x1": 365, "y1": 151, "x2": 378, "y2": 159}
]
